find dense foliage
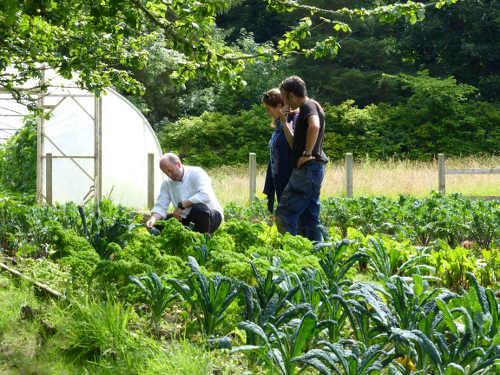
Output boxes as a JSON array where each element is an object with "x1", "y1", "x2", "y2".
[
  {"x1": 214, "y1": 0, "x2": 499, "y2": 107},
  {"x1": 1, "y1": 191, "x2": 499, "y2": 374},
  {"x1": 129, "y1": 0, "x2": 500, "y2": 164},
  {"x1": 4, "y1": 1, "x2": 498, "y2": 168},
  {"x1": 396, "y1": 0, "x2": 500, "y2": 102},
  {"x1": 160, "y1": 104, "x2": 271, "y2": 166},
  {"x1": 2, "y1": 193, "x2": 498, "y2": 293},
  {"x1": 2, "y1": 69, "x2": 498, "y2": 179},
  {"x1": 160, "y1": 72, "x2": 500, "y2": 165},
  {"x1": 2, "y1": 0, "x2": 450, "y2": 109},
  {"x1": 0, "y1": 117, "x2": 36, "y2": 193}
]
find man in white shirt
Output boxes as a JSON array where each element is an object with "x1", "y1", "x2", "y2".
[{"x1": 146, "y1": 153, "x2": 224, "y2": 234}]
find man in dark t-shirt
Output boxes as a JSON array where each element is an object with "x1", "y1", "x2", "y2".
[{"x1": 276, "y1": 75, "x2": 328, "y2": 241}]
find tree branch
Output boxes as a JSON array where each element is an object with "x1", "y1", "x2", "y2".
[
  {"x1": 218, "y1": 50, "x2": 304, "y2": 60},
  {"x1": 159, "y1": 0, "x2": 180, "y2": 22},
  {"x1": 0, "y1": 262, "x2": 64, "y2": 299},
  {"x1": 217, "y1": 52, "x2": 269, "y2": 60},
  {"x1": 132, "y1": 0, "x2": 188, "y2": 45},
  {"x1": 272, "y1": 0, "x2": 443, "y2": 17}
]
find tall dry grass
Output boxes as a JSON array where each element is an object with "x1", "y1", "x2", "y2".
[{"x1": 209, "y1": 156, "x2": 500, "y2": 207}]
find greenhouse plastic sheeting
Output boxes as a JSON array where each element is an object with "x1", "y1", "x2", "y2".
[
  {"x1": 1, "y1": 68, "x2": 163, "y2": 209},
  {"x1": 0, "y1": 92, "x2": 29, "y2": 143},
  {"x1": 101, "y1": 90, "x2": 163, "y2": 208},
  {"x1": 41, "y1": 87, "x2": 163, "y2": 208}
]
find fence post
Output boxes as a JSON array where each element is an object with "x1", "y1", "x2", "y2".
[
  {"x1": 438, "y1": 153, "x2": 445, "y2": 195},
  {"x1": 147, "y1": 153, "x2": 154, "y2": 209},
  {"x1": 345, "y1": 152, "x2": 353, "y2": 198},
  {"x1": 249, "y1": 152, "x2": 256, "y2": 205},
  {"x1": 46, "y1": 153, "x2": 52, "y2": 205}
]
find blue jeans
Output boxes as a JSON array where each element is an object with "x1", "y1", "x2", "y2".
[{"x1": 276, "y1": 161, "x2": 325, "y2": 241}]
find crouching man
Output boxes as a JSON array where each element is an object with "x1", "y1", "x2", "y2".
[{"x1": 146, "y1": 153, "x2": 223, "y2": 234}]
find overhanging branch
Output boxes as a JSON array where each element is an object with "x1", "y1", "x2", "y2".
[
  {"x1": 272, "y1": 0, "x2": 444, "y2": 17},
  {"x1": 132, "y1": 0, "x2": 188, "y2": 45}
]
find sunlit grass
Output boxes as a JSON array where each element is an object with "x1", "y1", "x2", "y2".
[
  {"x1": 0, "y1": 274, "x2": 246, "y2": 375},
  {"x1": 209, "y1": 156, "x2": 500, "y2": 207}
]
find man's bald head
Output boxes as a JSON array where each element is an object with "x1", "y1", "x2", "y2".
[
  {"x1": 159, "y1": 153, "x2": 184, "y2": 181},
  {"x1": 160, "y1": 153, "x2": 180, "y2": 167}
]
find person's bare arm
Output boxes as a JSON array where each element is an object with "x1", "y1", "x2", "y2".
[
  {"x1": 148, "y1": 181, "x2": 171, "y2": 226},
  {"x1": 297, "y1": 114, "x2": 320, "y2": 168},
  {"x1": 280, "y1": 107, "x2": 294, "y2": 149}
]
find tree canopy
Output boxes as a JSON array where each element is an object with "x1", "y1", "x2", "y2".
[{"x1": 0, "y1": 0, "x2": 462, "y2": 107}]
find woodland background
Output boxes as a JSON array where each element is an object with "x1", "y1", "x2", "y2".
[{"x1": 127, "y1": 0, "x2": 500, "y2": 166}]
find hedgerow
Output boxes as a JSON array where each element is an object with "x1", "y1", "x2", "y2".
[{"x1": 159, "y1": 72, "x2": 500, "y2": 166}]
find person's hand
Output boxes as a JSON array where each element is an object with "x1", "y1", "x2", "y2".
[
  {"x1": 173, "y1": 207, "x2": 183, "y2": 221},
  {"x1": 280, "y1": 105, "x2": 291, "y2": 116},
  {"x1": 297, "y1": 155, "x2": 315, "y2": 168},
  {"x1": 146, "y1": 216, "x2": 156, "y2": 229}
]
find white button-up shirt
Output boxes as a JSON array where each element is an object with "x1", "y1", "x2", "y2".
[{"x1": 152, "y1": 166, "x2": 224, "y2": 220}]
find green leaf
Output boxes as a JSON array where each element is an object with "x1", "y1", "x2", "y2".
[
  {"x1": 293, "y1": 356, "x2": 333, "y2": 375},
  {"x1": 292, "y1": 311, "x2": 317, "y2": 359},
  {"x1": 413, "y1": 274, "x2": 423, "y2": 296},
  {"x1": 390, "y1": 328, "x2": 442, "y2": 367},
  {"x1": 271, "y1": 348, "x2": 287, "y2": 375},
  {"x1": 436, "y1": 298, "x2": 458, "y2": 335},
  {"x1": 293, "y1": 348, "x2": 340, "y2": 374},
  {"x1": 444, "y1": 363, "x2": 465, "y2": 375},
  {"x1": 466, "y1": 272, "x2": 489, "y2": 313},
  {"x1": 230, "y1": 344, "x2": 264, "y2": 354},
  {"x1": 486, "y1": 289, "x2": 498, "y2": 336},
  {"x1": 238, "y1": 321, "x2": 270, "y2": 346},
  {"x1": 359, "y1": 345, "x2": 384, "y2": 374}
]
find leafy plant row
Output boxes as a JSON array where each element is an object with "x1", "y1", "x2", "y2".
[
  {"x1": 227, "y1": 192, "x2": 500, "y2": 250},
  {"x1": 1, "y1": 193, "x2": 498, "y2": 293},
  {"x1": 1, "y1": 192, "x2": 499, "y2": 374},
  {"x1": 128, "y1": 241, "x2": 500, "y2": 375}
]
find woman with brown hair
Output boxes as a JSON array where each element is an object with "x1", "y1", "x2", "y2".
[{"x1": 262, "y1": 88, "x2": 298, "y2": 213}]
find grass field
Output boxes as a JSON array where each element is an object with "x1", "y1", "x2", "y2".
[{"x1": 209, "y1": 155, "x2": 500, "y2": 207}]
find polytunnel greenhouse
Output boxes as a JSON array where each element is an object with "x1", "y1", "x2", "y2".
[{"x1": 0, "y1": 69, "x2": 163, "y2": 209}]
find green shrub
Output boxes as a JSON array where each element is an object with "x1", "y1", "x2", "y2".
[
  {"x1": 426, "y1": 240, "x2": 477, "y2": 290},
  {"x1": 0, "y1": 117, "x2": 36, "y2": 193},
  {"x1": 158, "y1": 105, "x2": 271, "y2": 166},
  {"x1": 159, "y1": 71, "x2": 499, "y2": 166},
  {"x1": 56, "y1": 297, "x2": 140, "y2": 365}
]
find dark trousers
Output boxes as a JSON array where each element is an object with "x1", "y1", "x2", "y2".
[
  {"x1": 166, "y1": 203, "x2": 222, "y2": 234},
  {"x1": 276, "y1": 161, "x2": 325, "y2": 242}
]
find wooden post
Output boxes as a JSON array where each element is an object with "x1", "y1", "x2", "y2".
[
  {"x1": 249, "y1": 152, "x2": 256, "y2": 205},
  {"x1": 36, "y1": 71, "x2": 45, "y2": 205},
  {"x1": 147, "y1": 153, "x2": 155, "y2": 209},
  {"x1": 345, "y1": 152, "x2": 353, "y2": 198},
  {"x1": 94, "y1": 95, "x2": 103, "y2": 203},
  {"x1": 36, "y1": 111, "x2": 43, "y2": 204},
  {"x1": 46, "y1": 153, "x2": 52, "y2": 205},
  {"x1": 438, "y1": 153, "x2": 445, "y2": 195}
]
